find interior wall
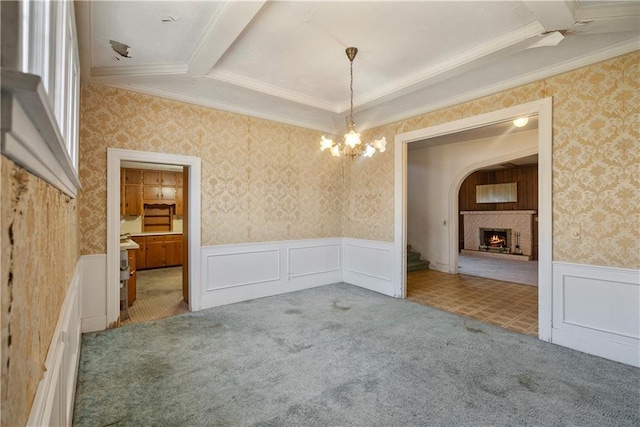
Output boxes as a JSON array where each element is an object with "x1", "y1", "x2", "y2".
[
  {"x1": 354, "y1": 51, "x2": 639, "y2": 270},
  {"x1": 407, "y1": 131, "x2": 537, "y2": 272},
  {"x1": 1, "y1": 157, "x2": 80, "y2": 427},
  {"x1": 79, "y1": 83, "x2": 343, "y2": 255}
]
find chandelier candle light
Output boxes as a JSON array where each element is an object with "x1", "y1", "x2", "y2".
[{"x1": 320, "y1": 47, "x2": 387, "y2": 158}]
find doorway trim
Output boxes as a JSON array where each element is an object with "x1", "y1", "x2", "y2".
[
  {"x1": 393, "y1": 98, "x2": 552, "y2": 341},
  {"x1": 106, "y1": 148, "x2": 202, "y2": 326}
]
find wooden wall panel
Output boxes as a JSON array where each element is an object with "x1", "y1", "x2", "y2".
[{"x1": 459, "y1": 165, "x2": 538, "y2": 212}]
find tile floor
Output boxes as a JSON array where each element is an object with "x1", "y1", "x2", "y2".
[
  {"x1": 122, "y1": 266, "x2": 188, "y2": 325},
  {"x1": 458, "y1": 253, "x2": 538, "y2": 286},
  {"x1": 407, "y1": 269, "x2": 538, "y2": 336}
]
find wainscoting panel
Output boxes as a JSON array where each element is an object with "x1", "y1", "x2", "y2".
[
  {"x1": 552, "y1": 262, "x2": 640, "y2": 367},
  {"x1": 201, "y1": 238, "x2": 343, "y2": 309},
  {"x1": 206, "y1": 249, "x2": 281, "y2": 290},
  {"x1": 343, "y1": 238, "x2": 395, "y2": 297},
  {"x1": 288, "y1": 244, "x2": 341, "y2": 278},
  {"x1": 27, "y1": 262, "x2": 82, "y2": 427},
  {"x1": 79, "y1": 254, "x2": 107, "y2": 332}
]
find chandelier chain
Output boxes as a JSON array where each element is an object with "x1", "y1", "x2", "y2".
[
  {"x1": 349, "y1": 57, "x2": 354, "y2": 127},
  {"x1": 319, "y1": 46, "x2": 387, "y2": 158}
]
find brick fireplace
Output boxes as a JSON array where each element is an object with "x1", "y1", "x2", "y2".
[{"x1": 461, "y1": 210, "x2": 536, "y2": 259}]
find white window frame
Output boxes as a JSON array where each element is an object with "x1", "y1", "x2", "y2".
[{"x1": 2, "y1": 0, "x2": 81, "y2": 197}]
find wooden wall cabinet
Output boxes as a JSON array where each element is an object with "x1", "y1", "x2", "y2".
[
  {"x1": 124, "y1": 185, "x2": 143, "y2": 216},
  {"x1": 121, "y1": 168, "x2": 184, "y2": 229},
  {"x1": 121, "y1": 169, "x2": 144, "y2": 216},
  {"x1": 175, "y1": 187, "x2": 184, "y2": 216},
  {"x1": 143, "y1": 171, "x2": 178, "y2": 203}
]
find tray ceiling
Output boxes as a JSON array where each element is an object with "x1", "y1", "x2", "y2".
[{"x1": 75, "y1": 1, "x2": 640, "y2": 134}]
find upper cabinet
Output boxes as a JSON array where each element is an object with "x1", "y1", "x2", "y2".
[
  {"x1": 121, "y1": 168, "x2": 184, "y2": 217},
  {"x1": 1, "y1": 0, "x2": 81, "y2": 198},
  {"x1": 143, "y1": 171, "x2": 177, "y2": 203},
  {"x1": 123, "y1": 169, "x2": 143, "y2": 185}
]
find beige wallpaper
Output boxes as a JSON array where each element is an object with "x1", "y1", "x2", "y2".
[
  {"x1": 349, "y1": 52, "x2": 639, "y2": 269},
  {"x1": 80, "y1": 52, "x2": 638, "y2": 269},
  {"x1": 1, "y1": 157, "x2": 79, "y2": 427},
  {"x1": 79, "y1": 84, "x2": 343, "y2": 254}
]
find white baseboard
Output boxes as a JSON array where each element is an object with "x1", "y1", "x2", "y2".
[
  {"x1": 343, "y1": 238, "x2": 395, "y2": 297},
  {"x1": 80, "y1": 254, "x2": 107, "y2": 332},
  {"x1": 200, "y1": 238, "x2": 343, "y2": 309},
  {"x1": 27, "y1": 261, "x2": 82, "y2": 427},
  {"x1": 552, "y1": 262, "x2": 640, "y2": 367}
]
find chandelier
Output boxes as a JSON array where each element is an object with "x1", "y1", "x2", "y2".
[{"x1": 320, "y1": 47, "x2": 386, "y2": 158}]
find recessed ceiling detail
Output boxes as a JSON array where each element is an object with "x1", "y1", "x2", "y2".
[{"x1": 75, "y1": 1, "x2": 640, "y2": 134}]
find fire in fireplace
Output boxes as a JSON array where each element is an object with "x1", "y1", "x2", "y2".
[{"x1": 479, "y1": 228, "x2": 511, "y2": 251}]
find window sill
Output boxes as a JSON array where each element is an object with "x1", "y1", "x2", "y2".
[{"x1": 1, "y1": 69, "x2": 80, "y2": 198}]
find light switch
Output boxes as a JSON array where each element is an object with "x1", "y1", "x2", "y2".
[{"x1": 570, "y1": 226, "x2": 581, "y2": 240}]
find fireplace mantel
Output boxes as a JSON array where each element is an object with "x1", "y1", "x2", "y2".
[
  {"x1": 461, "y1": 210, "x2": 537, "y2": 257},
  {"x1": 461, "y1": 210, "x2": 537, "y2": 216}
]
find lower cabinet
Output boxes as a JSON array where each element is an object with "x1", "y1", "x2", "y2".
[
  {"x1": 127, "y1": 249, "x2": 137, "y2": 307},
  {"x1": 165, "y1": 235, "x2": 183, "y2": 266},
  {"x1": 145, "y1": 236, "x2": 166, "y2": 268},
  {"x1": 130, "y1": 234, "x2": 183, "y2": 270}
]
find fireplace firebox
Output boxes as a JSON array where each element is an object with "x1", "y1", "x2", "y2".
[{"x1": 479, "y1": 228, "x2": 511, "y2": 253}]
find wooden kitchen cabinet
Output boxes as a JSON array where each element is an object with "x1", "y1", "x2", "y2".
[
  {"x1": 143, "y1": 185, "x2": 162, "y2": 202},
  {"x1": 124, "y1": 185, "x2": 143, "y2": 216},
  {"x1": 161, "y1": 172, "x2": 176, "y2": 186},
  {"x1": 132, "y1": 234, "x2": 183, "y2": 270},
  {"x1": 165, "y1": 235, "x2": 183, "y2": 266},
  {"x1": 124, "y1": 169, "x2": 143, "y2": 184},
  {"x1": 121, "y1": 167, "x2": 184, "y2": 222},
  {"x1": 161, "y1": 185, "x2": 176, "y2": 201},
  {"x1": 143, "y1": 170, "x2": 161, "y2": 185},
  {"x1": 175, "y1": 187, "x2": 183, "y2": 216},
  {"x1": 121, "y1": 169, "x2": 144, "y2": 216},
  {"x1": 143, "y1": 171, "x2": 177, "y2": 203},
  {"x1": 145, "y1": 236, "x2": 166, "y2": 269},
  {"x1": 127, "y1": 249, "x2": 137, "y2": 306},
  {"x1": 131, "y1": 236, "x2": 146, "y2": 270}
]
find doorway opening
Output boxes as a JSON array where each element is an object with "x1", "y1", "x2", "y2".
[
  {"x1": 106, "y1": 148, "x2": 202, "y2": 328},
  {"x1": 394, "y1": 98, "x2": 552, "y2": 341},
  {"x1": 119, "y1": 161, "x2": 188, "y2": 324}
]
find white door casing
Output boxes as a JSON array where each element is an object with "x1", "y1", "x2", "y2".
[
  {"x1": 106, "y1": 148, "x2": 202, "y2": 326},
  {"x1": 393, "y1": 98, "x2": 553, "y2": 342}
]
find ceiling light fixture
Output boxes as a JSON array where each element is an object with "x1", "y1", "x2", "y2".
[
  {"x1": 320, "y1": 47, "x2": 386, "y2": 158},
  {"x1": 513, "y1": 117, "x2": 529, "y2": 128}
]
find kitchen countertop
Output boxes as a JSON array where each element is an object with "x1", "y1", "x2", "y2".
[
  {"x1": 120, "y1": 240, "x2": 140, "y2": 250},
  {"x1": 130, "y1": 231, "x2": 183, "y2": 236}
]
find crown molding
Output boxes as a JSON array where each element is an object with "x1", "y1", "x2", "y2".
[
  {"x1": 358, "y1": 38, "x2": 640, "y2": 132},
  {"x1": 90, "y1": 62, "x2": 188, "y2": 77},
  {"x1": 84, "y1": 38, "x2": 638, "y2": 136},
  {"x1": 345, "y1": 21, "x2": 546, "y2": 112},
  {"x1": 574, "y1": 1, "x2": 640, "y2": 22},
  {"x1": 95, "y1": 82, "x2": 331, "y2": 133},
  {"x1": 207, "y1": 70, "x2": 338, "y2": 113}
]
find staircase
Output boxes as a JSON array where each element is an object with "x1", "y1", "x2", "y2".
[{"x1": 407, "y1": 245, "x2": 430, "y2": 272}]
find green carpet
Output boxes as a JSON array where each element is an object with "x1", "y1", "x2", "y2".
[{"x1": 73, "y1": 283, "x2": 640, "y2": 426}]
